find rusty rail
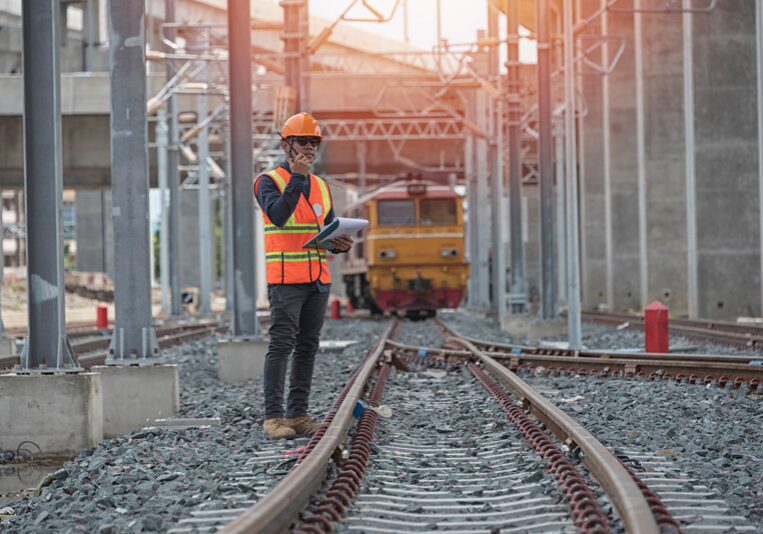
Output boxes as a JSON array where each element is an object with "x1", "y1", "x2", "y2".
[
  {"x1": 431, "y1": 320, "x2": 763, "y2": 390},
  {"x1": 0, "y1": 321, "x2": 227, "y2": 372},
  {"x1": 220, "y1": 319, "x2": 398, "y2": 534},
  {"x1": 450, "y1": 336, "x2": 661, "y2": 534}
]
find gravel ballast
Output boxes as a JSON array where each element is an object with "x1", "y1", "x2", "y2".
[
  {"x1": 1, "y1": 309, "x2": 760, "y2": 531},
  {"x1": 0, "y1": 318, "x2": 390, "y2": 533}
]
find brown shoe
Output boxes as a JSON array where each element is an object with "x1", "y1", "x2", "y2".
[
  {"x1": 285, "y1": 415, "x2": 323, "y2": 435},
  {"x1": 263, "y1": 418, "x2": 297, "y2": 439}
]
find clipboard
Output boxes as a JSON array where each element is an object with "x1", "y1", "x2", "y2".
[{"x1": 302, "y1": 217, "x2": 369, "y2": 249}]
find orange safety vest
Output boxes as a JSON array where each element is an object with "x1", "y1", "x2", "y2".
[{"x1": 255, "y1": 167, "x2": 333, "y2": 285}]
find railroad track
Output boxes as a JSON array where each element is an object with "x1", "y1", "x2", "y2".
[
  {"x1": 580, "y1": 310, "x2": 763, "y2": 350},
  {"x1": 162, "y1": 317, "x2": 758, "y2": 533},
  {"x1": 431, "y1": 318, "x2": 763, "y2": 393},
  {"x1": 0, "y1": 319, "x2": 228, "y2": 372}
]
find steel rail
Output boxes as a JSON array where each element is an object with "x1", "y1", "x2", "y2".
[
  {"x1": 390, "y1": 338, "x2": 762, "y2": 391},
  {"x1": 581, "y1": 310, "x2": 763, "y2": 343},
  {"x1": 431, "y1": 318, "x2": 763, "y2": 364},
  {"x1": 220, "y1": 319, "x2": 398, "y2": 534},
  {"x1": 450, "y1": 336, "x2": 659, "y2": 534},
  {"x1": 0, "y1": 322, "x2": 226, "y2": 371}
]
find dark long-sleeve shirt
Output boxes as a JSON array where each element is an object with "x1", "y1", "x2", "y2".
[
  {"x1": 254, "y1": 160, "x2": 336, "y2": 227},
  {"x1": 254, "y1": 161, "x2": 336, "y2": 292}
]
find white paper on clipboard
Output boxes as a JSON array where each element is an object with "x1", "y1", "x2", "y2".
[{"x1": 302, "y1": 217, "x2": 369, "y2": 249}]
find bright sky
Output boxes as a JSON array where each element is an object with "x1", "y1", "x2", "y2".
[{"x1": 309, "y1": 0, "x2": 537, "y2": 64}]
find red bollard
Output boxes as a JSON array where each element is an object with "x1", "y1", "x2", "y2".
[
  {"x1": 645, "y1": 300, "x2": 668, "y2": 353},
  {"x1": 96, "y1": 302, "x2": 109, "y2": 330},
  {"x1": 346, "y1": 299, "x2": 355, "y2": 315},
  {"x1": 330, "y1": 298, "x2": 341, "y2": 320}
]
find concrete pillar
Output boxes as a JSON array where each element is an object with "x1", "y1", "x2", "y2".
[
  {"x1": 578, "y1": 1, "x2": 604, "y2": 312},
  {"x1": 608, "y1": 8, "x2": 641, "y2": 311},
  {"x1": 75, "y1": 190, "x2": 114, "y2": 278},
  {"x1": 693, "y1": 1, "x2": 759, "y2": 319},
  {"x1": 179, "y1": 189, "x2": 216, "y2": 293},
  {"x1": 642, "y1": 8, "x2": 688, "y2": 314}
]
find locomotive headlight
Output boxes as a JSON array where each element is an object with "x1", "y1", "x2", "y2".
[
  {"x1": 440, "y1": 248, "x2": 449, "y2": 258},
  {"x1": 450, "y1": 248, "x2": 459, "y2": 257},
  {"x1": 441, "y1": 248, "x2": 459, "y2": 258},
  {"x1": 379, "y1": 249, "x2": 397, "y2": 259}
]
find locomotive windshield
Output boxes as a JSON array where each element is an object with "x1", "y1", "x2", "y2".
[
  {"x1": 377, "y1": 200, "x2": 415, "y2": 226},
  {"x1": 420, "y1": 198, "x2": 457, "y2": 226}
]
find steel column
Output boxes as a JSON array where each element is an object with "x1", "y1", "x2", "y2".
[
  {"x1": 358, "y1": 141, "x2": 367, "y2": 195},
  {"x1": 476, "y1": 90, "x2": 491, "y2": 309},
  {"x1": 555, "y1": 125, "x2": 567, "y2": 306},
  {"x1": 0, "y1": 186, "x2": 6, "y2": 338},
  {"x1": 283, "y1": 0, "x2": 309, "y2": 111},
  {"x1": 564, "y1": 0, "x2": 582, "y2": 349},
  {"x1": 507, "y1": 0, "x2": 526, "y2": 314},
  {"x1": 757, "y1": 0, "x2": 763, "y2": 318},
  {"x1": 489, "y1": 0, "x2": 506, "y2": 318},
  {"x1": 634, "y1": 0, "x2": 649, "y2": 310},
  {"x1": 228, "y1": 0, "x2": 259, "y2": 337},
  {"x1": 683, "y1": 0, "x2": 698, "y2": 318},
  {"x1": 157, "y1": 108, "x2": 170, "y2": 313},
  {"x1": 165, "y1": 0, "x2": 182, "y2": 316},
  {"x1": 224, "y1": 132, "x2": 234, "y2": 312},
  {"x1": 85, "y1": 0, "x2": 99, "y2": 71},
  {"x1": 20, "y1": 0, "x2": 77, "y2": 371},
  {"x1": 537, "y1": 0, "x2": 555, "y2": 319},
  {"x1": 465, "y1": 133, "x2": 478, "y2": 307},
  {"x1": 602, "y1": 0, "x2": 613, "y2": 312},
  {"x1": 197, "y1": 70, "x2": 212, "y2": 314},
  {"x1": 107, "y1": 0, "x2": 158, "y2": 361}
]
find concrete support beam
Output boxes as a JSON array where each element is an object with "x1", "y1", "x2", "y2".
[
  {"x1": 92, "y1": 364, "x2": 179, "y2": 438},
  {"x1": 0, "y1": 373, "x2": 103, "y2": 456},
  {"x1": 217, "y1": 338, "x2": 268, "y2": 384}
]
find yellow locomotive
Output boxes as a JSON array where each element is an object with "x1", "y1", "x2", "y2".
[{"x1": 341, "y1": 180, "x2": 470, "y2": 319}]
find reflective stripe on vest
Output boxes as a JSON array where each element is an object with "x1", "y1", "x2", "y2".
[{"x1": 257, "y1": 167, "x2": 332, "y2": 284}]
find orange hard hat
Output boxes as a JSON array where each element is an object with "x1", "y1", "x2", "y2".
[{"x1": 282, "y1": 112, "x2": 323, "y2": 139}]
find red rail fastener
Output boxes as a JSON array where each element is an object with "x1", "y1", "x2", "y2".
[
  {"x1": 96, "y1": 302, "x2": 108, "y2": 330},
  {"x1": 645, "y1": 300, "x2": 669, "y2": 353}
]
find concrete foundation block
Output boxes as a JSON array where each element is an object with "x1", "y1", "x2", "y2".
[
  {"x1": 0, "y1": 335, "x2": 16, "y2": 357},
  {"x1": 217, "y1": 338, "x2": 268, "y2": 384},
  {"x1": 0, "y1": 373, "x2": 103, "y2": 457},
  {"x1": 501, "y1": 315, "x2": 568, "y2": 346},
  {"x1": 526, "y1": 319, "x2": 568, "y2": 346},
  {"x1": 500, "y1": 314, "x2": 534, "y2": 338},
  {"x1": 91, "y1": 364, "x2": 179, "y2": 438}
]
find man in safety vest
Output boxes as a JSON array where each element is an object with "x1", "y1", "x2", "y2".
[{"x1": 254, "y1": 112, "x2": 353, "y2": 440}]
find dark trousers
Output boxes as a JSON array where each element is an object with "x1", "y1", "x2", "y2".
[{"x1": 264, "y1": 284, "x2": 329, "y2": 419}]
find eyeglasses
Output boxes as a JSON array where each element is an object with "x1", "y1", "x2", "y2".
[{"x1": 291, "y1": 137, "x2": 321, "y2": 148}]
